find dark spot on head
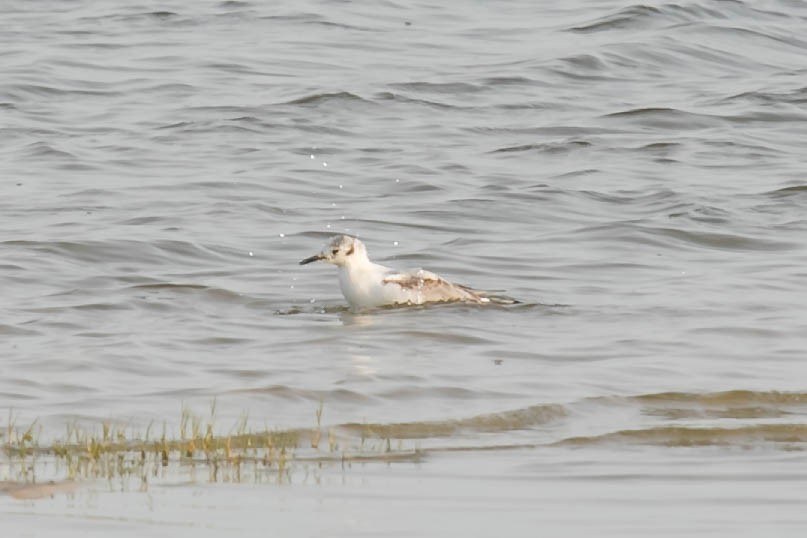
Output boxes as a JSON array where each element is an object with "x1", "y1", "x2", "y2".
[
  {"x1": 346, "y1": 245, "x2": 355, "y2": 256},
  {"x1": 332, "y1": 249, "x2": 339, "y2": 255}
]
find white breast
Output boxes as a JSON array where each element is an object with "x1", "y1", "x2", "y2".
[{"x1": 338, "y1": 263, "x2": 396, "y2": 308}]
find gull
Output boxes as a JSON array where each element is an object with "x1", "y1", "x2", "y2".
[{"x1": 299, "y1": 235, "x2": 516, "y2": 309}]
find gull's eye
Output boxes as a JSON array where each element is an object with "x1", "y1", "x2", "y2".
[{"x1": 332, "y1": 249, "x2": 339, "y2": 255}]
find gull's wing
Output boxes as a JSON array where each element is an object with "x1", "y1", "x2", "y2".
[{"x1": 382, "y1": 269, "x2": 490, "y2": 304}]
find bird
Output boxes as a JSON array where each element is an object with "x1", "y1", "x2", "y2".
[{"x1": 299, "y1": 235, "x2": 516, "y2": 310}]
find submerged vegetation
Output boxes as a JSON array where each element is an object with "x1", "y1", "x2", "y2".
[{"x1": 1, "y1": 402, "x2": 420, "y2": 496}]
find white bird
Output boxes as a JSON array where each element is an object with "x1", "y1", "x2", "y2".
[{"x1": 299, "y1": 235, "x2": 516, "y2": 309}]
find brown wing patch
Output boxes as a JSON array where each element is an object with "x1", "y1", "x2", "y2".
[
  {"x1": 382, "y1": 270, "x2": 442, "y2": 289},
  {"x1": 383, "y1": 270, "x2": 489, "y2": 304}
]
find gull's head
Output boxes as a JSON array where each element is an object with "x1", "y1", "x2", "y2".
[{"x1": 299, "y1": 235, "x2": 367, "y2": 268}]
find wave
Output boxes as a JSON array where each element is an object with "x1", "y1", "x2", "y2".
[
  {"x1": 389, "y1": 82, "x2": 485, "y2": 94},
  {"x1": 285, "y1": 91, "x2": 370, "y2": 106},
  {"x1": 556, "y1": 423, "x2": 807, "y2": 448},
  {"x1": 1, "y1": 239, "x2": 231, "y2": 265},
  {"x1": 491, "y1": 140, "x2": 592, "y2": 154},
  {"x1": 567, "y1": 3, "x2": 738, "y2": 34},
  {"x1": 602, "y1": 107, "x2": 724, "y2": 130},
  {"x1": 334, "y1": 390, "x2": 807, "y2": 448},
  {"x1": 340, "y1": 403, "x2": 567, "y2": 439}
]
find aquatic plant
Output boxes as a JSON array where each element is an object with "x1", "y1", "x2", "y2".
[{"x1": 1, "y1": 404, "x2": 420, "y2": 495}]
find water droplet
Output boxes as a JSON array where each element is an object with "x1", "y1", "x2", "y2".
[
  {"x1": 338, "y1": 184, "x2": 343, "y2": 189},
  {"x1": 322, "y1": 162, "x2": 328, "y2": 167},
  {"x1": 279, "y1": 233, "x2": 285, "y2": 238},
  {"x1": 393, "y1": 241, "x2": 399, "y2": 246},
  {"x1": 340, "y1": 215, "x2": 345, "y2": 220},
  {"x1": 248, "y1": 251, "x2": 254, "y2": 256},
  {"x1": 310, "y1": 154, "x2": 315, "y2": 159},
  {"x1": 395, "y1": 178, "x2": 400, "y2": 183},
  {"x1": 309, "y1": 298, "x2": 316, "y2": 304},
  {"x1": 326, "y1": 224, "x2": 331, "y2": 229}
]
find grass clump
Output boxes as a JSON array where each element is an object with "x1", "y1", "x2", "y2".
[{"x1": 1, "y1": 404, "x2": 420, "y2": 493}]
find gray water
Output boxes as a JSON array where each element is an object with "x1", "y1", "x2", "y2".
[{"x1": 3, "y1": 0, "x2": 807, "y2": 535}]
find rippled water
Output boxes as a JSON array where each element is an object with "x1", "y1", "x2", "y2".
[{"x1": 3, "y1": 0, "x2": 807, "y2": 534}]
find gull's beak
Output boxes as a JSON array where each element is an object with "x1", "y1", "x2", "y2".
[{"x1": 299, "y1": 254, "x2": 325, "y2": 265}]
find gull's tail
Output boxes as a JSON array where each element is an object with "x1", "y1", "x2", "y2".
[
  {"x1": 458, "y1": 285, "x2": 521, "y2": 305},
  {"x1": 483, "y1": 293, "x2": 521, "y2": 305}
]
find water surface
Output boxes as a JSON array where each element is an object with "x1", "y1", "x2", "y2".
[{"x1": 2, "y1": 0, "x2": 807, "y2": 535}]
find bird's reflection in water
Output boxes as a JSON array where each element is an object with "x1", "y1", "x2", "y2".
[
  {"x1": 338, "y1": 310, "x2": 376, "y2": 328},
  {"x1": 349, "y1": 354, "x2": 377, "y2": 378}
]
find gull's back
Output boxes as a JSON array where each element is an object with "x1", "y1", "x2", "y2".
[{"x1": 339, "y1": 260, "x2": 489, "y2": 309}]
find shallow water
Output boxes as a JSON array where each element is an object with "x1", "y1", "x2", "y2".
[{"x1": 3, "y1": 0, "x2": 807, "y2": 534}]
